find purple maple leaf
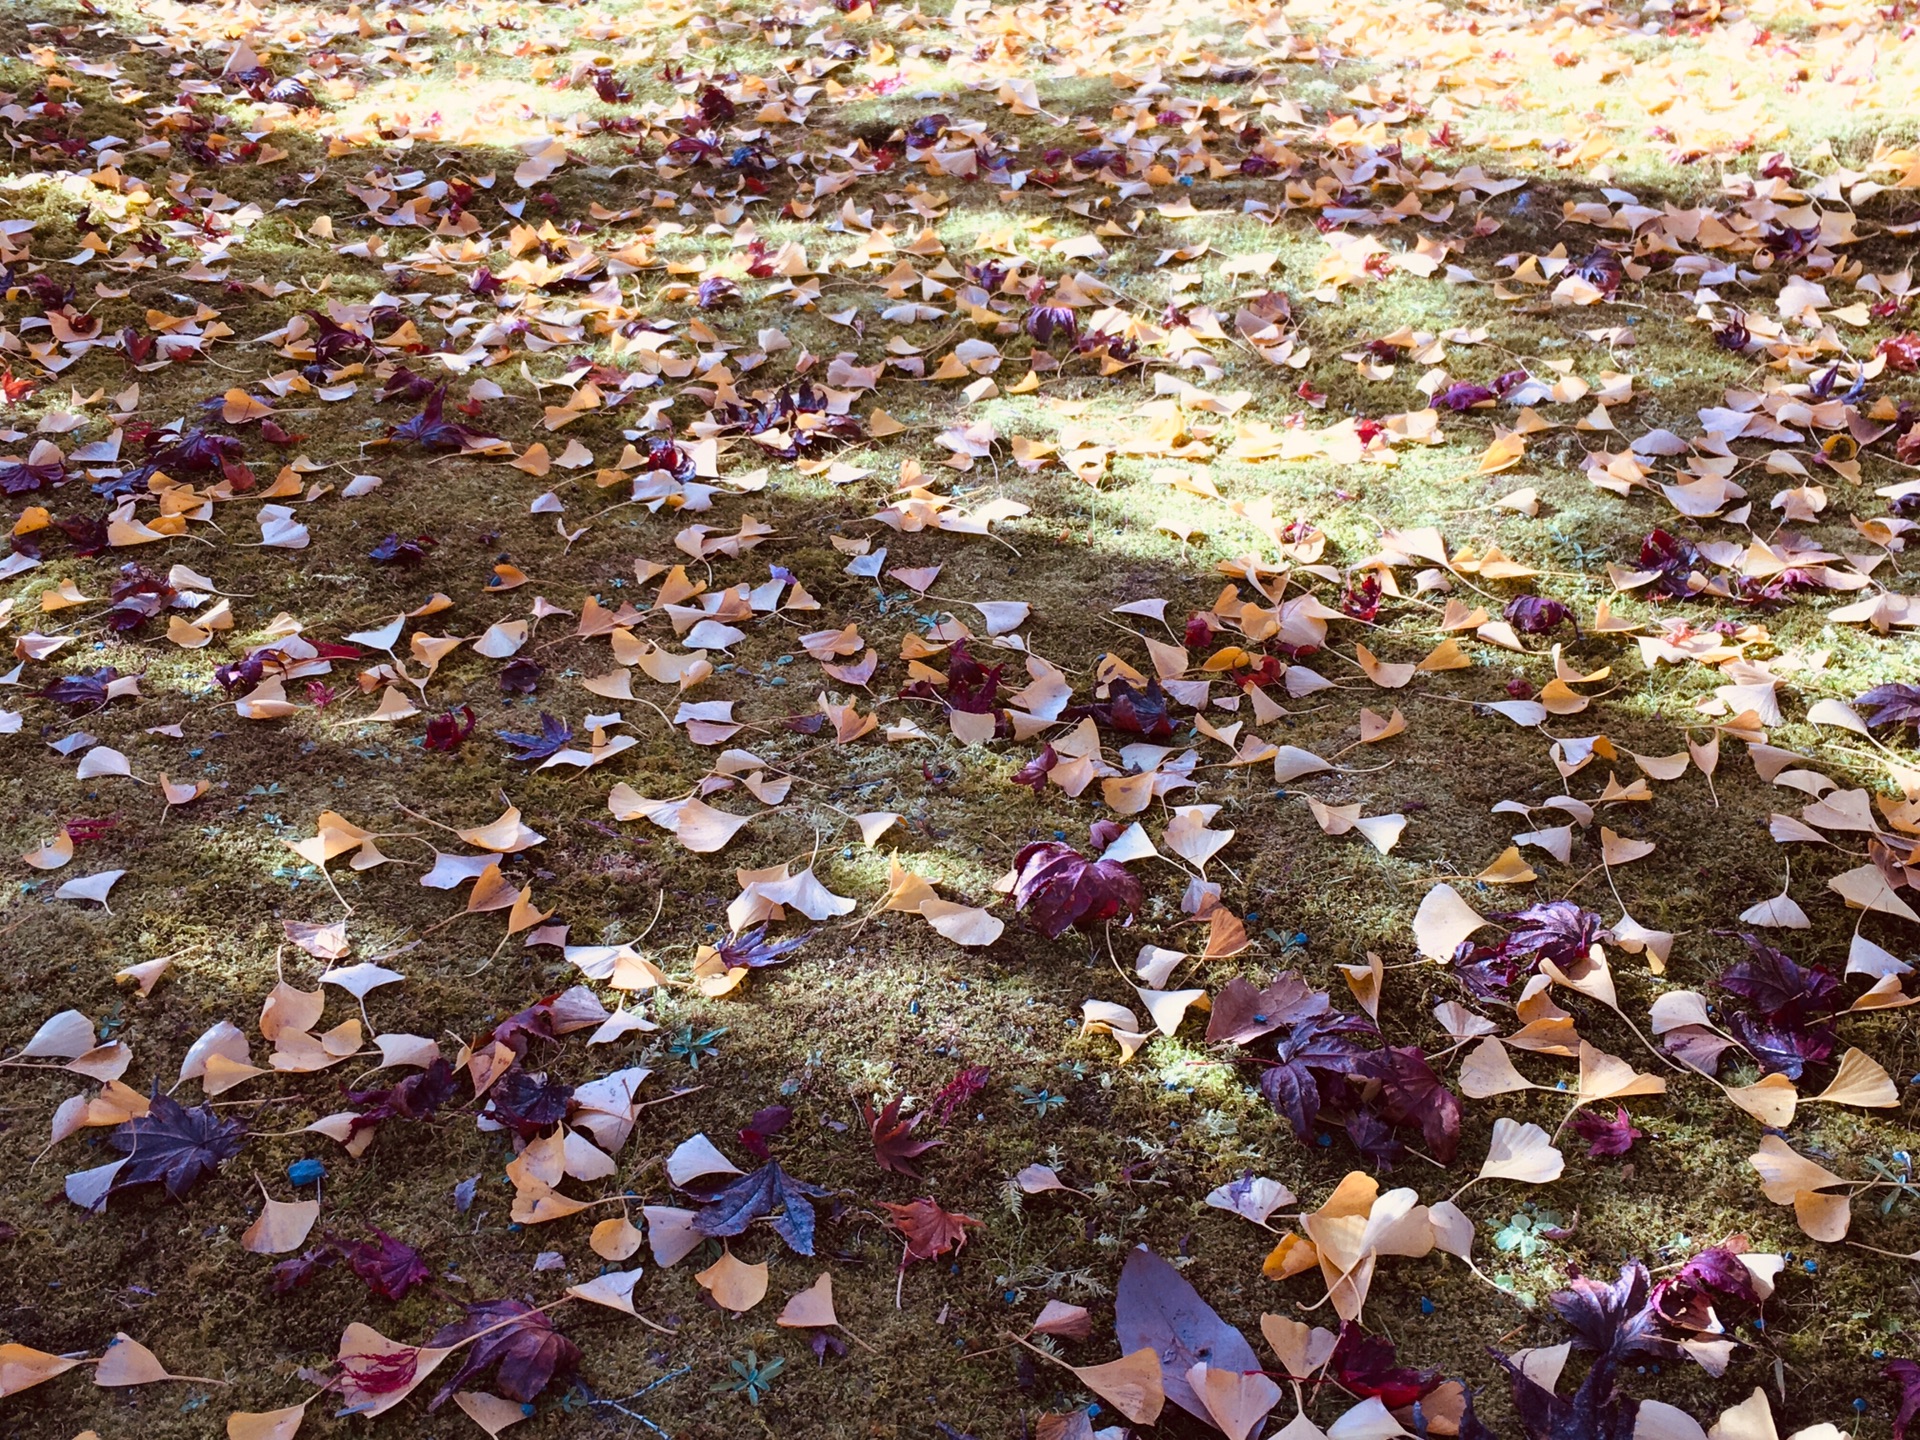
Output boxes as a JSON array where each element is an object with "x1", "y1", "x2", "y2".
[
  {"x1": 1011, "y1": 841, "x2": 1142, "y2": 939},
  {"x1": 1570, "y1": 1105, "x2": 1642, "y2": 1158}
]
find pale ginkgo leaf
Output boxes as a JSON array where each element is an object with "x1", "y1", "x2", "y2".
[{"x1": 1476, "y1": 1119, "x2": 1564, "y2": 1185}]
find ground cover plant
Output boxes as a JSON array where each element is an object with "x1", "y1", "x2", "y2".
[{"x1": 3, "y1": 0, "x2": 1920, "y2": 1436}]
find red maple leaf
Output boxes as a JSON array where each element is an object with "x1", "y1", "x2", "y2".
[
  {"x1": 881, "y1": 1197, "x2": 981, "y2": 1266},
  {"x1": 864, "y1": 1097, "x2": 941, "y2": 1178}
]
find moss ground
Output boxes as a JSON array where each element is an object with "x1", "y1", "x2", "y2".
[{"x1": 3, "y1": 0, "x2": 1919, "y2": 1437}]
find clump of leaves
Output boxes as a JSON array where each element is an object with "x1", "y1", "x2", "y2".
[
  {"x1": 1216, "y1": 973, "x2": 1460, "y2": 1167},
  {"x1": 1451, "y1": 900, "x2": 1607, "y2": 998},
  {"x1": 1011, "y1": 840, "x2": 1142, "y2": 939},
  {"x1": 106, "y1": 1093, "x2": 247, "y2": 1201},
  {"x1": 105, "y1": 563, "x2": 177, "y2": 633},
  {"x1": 711, "y1": 382, "x2": 864, "y2": 458},
  {"x1": 1638, "y1": 528, "x2": 1705, "y2": 601},
  {"x1": 902, "y1": 638, "x2": 1005, "y2": 726}
]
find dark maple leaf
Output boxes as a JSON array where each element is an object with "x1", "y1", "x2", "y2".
[
  {"x1": 1493, "y1": 1262, "x2": 1674, "y2": 1440},
  {"x1": 1857, "y1": 683, "x2": 1920, "y2": 731},
  {"x1": 1570, "y1": 1105, "x2": 1642, "y2": 1158},
  {"x1": 715, "y1": 924, "x2": 807, "y2": 969},
  {"x1": 497, "y1": 713, "x2": 573, "y2": 763},
  {"x1": 1505, "y1": 595, "x2": 1573, "y2": 635},
  {"x1": 1726, "y1": 1012, "x2": 1833, "y2": 1079},
  {"x1": 38, "y1": 666, "x2": 120, "y2": 711},
  {"x1": 1552, "y1": 1261, "x2": 1673, "y2": 1364},
  {"x1": 1206, "y1": 972, "x2": 1329, "y2": 1046},
  {"x1": 1025, "y1": 302, "x2": 1078, "y2": 347},
  {"x1": 369, "y1": 533, "x2": 436, "y2": 565},
  {"x1": 390, "y1": 385, "x2": 479, "y2": 452},
  {"x1": 941, "y1": 640, "x2": 1004, "y2": 713},
  {"x1": 1011, "y1": 841, "x2": 1142, "y2": 939},
  {"x1": 1072, "y1": 676, "x2": 1174, "y2": 738},
  {"x1": 347, "y1": 1231, "x2": 431, "y2": 1301},
  {"x1": 1352, "y1": 1045, "x2": 1462, "y2": 1164},
  {"x1": 931, "y1": 1064, "x2": 991, "y2": 1125},
  {"x1": 1886, "y1": 1358, "x2": 1920, "y2": 1440},
  {"x1": 865, "y1": 1097, "x2": 941, "y2": 1177},
  {"x1": 424, "y1": 706, "x2": 476, "y2": 752},
  {"x1": 0, "y1": 457, "x2": 64, "y2": 494},
  {"x1": 270, "y1": 1242, "x2": 339, "y2": 1294},
  {"x1": 379, "y1": 366, "x2": 437, "y2": 402},
  {"x1": 697, "y1": 84, "x2": 736, "y2": 125},
  {"x1": 1719, "y1": 934, "x2": 1842, "y2": 1020},
  {"x1": 427, "y1": 1299, "x2": 580, "y2": 1408},
  {"x1": 1342, "y1": 1108, "x2": 1406, "y2": 1170},
  {"x1": 1434, "y1": 381, "x2": 1497, "y2": 411},
  {"x1": 56, "y1": 512, "x2": 109, "y2": 556},
  {"x1": 736, "y1": 1104, "x2": 792, "y2": 1162},
  {"x1": 64, "y1": 816, "x2": 120, "y2": 847},
  {"x1": 1572, "y1": 248, "x2": 1625, "y2": 298},
  {"x1": 882, "y1": 1197, "x2": 981, "y2": 1266},
  {"x1": 107, "y1": 1092, "x2": 247, "y2": 1201},
  {"x1": 346, "y1": 1057, "x2": 459, "y2": 1133},
  {"x1": 1010, "y1": 744, "x2": 1058, "y2": 794},
  {"x1": 213, "y1": 650, "x2": 283, "y2": 697},
  {"x1": 500, "y1": 657, "x2": 544, "y2": 693},
  {"x1": 694, "y1": 1160, "x2": 832, "y2": 1256},
  {"x1": 1496, "y1": 901, "x2": 1607, "y2": 967},
  {"x1": 303, "y1": 311, "x2": 371, "y2": 365},
  {"x1": 1329, "y1": 1322, "x2": 1442, "y2": 1408},
  {"x1": 696, "y1": 276, "x2": 741, "y2": 309},
  {"x1": 1495, "y1": 1349, "x2": 1639, "y2": 1440},
  {"x1": 1259, "y1": 1012, "x2": 1374, "y2": 1141},
  {"x1": 151, "y1": 428, "x2": 245, "y2": 474},
  {"x1": 486, "y1": 1068, "x2": 574, "y2": 1139},
  {"x1": 483, "y1": 989, "x2": 606, "y2": 1058},
  {"x1": 591, "y1": 68, "x2": 632, "y2": 103}
]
